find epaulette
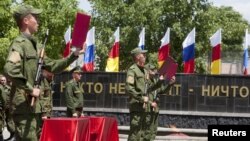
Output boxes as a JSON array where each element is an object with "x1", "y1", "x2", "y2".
[
  {"x1": 66, "y1": 80, "x2": 75, "y2": 85},
  {"x1": 128, "y1": 64, "x2": 136, "y2": 70},
  {"x1": 14, "y1": 36, "x2": 26, "y2": 43}
]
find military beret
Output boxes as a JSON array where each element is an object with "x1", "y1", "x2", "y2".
[
  {"x1": 144, "y1": 63, "x2": 157, "y2": 70},
  {"x1": 130, "y1": 48, "x2": 147, "y2": 55},
  {"x1": 13, "y1": 4, "x2": 42, "y2": 19},
  {"x1": 72, "y1": 66, "x2": 83, "y2": 73}
]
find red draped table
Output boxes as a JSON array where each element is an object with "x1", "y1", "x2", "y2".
[
  {"x1": 40, "y1": 117, "x2": 118, "y2": 141},
  {"x1": 87, "y1": 117, "x2": 119, "y2": 141},
  {"x1": 40, "y1": 118, "x2": 90, "y2": 141}
]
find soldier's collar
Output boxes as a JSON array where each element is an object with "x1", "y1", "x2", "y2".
[{"x1": 21, "y1": 32, "x2": 37, "y2": 42}]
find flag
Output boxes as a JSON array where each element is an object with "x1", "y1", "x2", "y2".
[
  {"x1": 210, "y1": 29, "x2": 222, "y2": 74},
  {"x1": 71, "y1": 12, "x2": 91, "y2": 48},
  {"x1": 105, "y1": 27, "x2": 120, "y2": 72},
  {"x1": 182, "y1": 28, "x2": 195, "y2": 73},
  {"x1": 138, "y1": 27, "x2": 145, "y2": 50},
  {"x1": 83, "y1": 27, "x2": 95, "y2": 72},
  {"x1": 63, "y1": 26, "x2": 71, "y2": 58},
  {"x1": 243, "y1": 29, "x2": 249, "y2": 75},
  {"x1": 158, "y1": 28, "x2": 170, "y2": 68}
]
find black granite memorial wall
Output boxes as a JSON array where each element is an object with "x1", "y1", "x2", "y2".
[{"x1": 52, "y1": 72, "x2": 250, "y2": 128}]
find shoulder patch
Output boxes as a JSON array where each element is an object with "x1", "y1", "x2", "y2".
[
  {"x1": 7, "y1": 51, "x2": 21, "y2": 63},
  {"x1": 127, "y1": 76, "x2": 134, "y2": 84}
]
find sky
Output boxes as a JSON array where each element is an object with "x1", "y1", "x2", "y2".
[{"x1": 78, "y1": 0, "x2": 250, "y2": 23}]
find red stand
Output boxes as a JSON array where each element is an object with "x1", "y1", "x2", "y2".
[{"x1": 40, "y1": 117, "x2": 118, "y2": 141}]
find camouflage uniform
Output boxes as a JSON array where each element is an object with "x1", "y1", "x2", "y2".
[
  {"x1": 0, "y1": 83, "x2": 16, "y2": 138},
  {"x1": 126, "y1": 48, "x2": 150, "y2": 141},
  {"x1": 0, "y1": 85, "x2": 5, "y2": 141},
  {"x1": 39, "y1": 75, "x2": 53, "y2": 118},
  {"x1": 145, "y1": 63, "x2": 175, "y2": 140},
  {"x1": 4, "y1": 4, "x2": 79, "y2": 141},
  {"x1": 65, "y1": 67, "x2": 84, "y2": 117}
]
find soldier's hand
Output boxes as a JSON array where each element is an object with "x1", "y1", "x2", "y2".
[
  {"x1": 80, "y1": 113, "x2": 84, "y2": 117},
  {"x1": 143, "y1": 96, "x2": 149, "y2": 103},
  {"x1": 73, "y1": 43, "x2": 86, "y2": 56},
  {"x1": 73, "y1": 113, "x2": 78, "y2": 117},
  {"x1": 159, "y1": 75, "x2": 165, "y2": 80},
  {"x1": 42, "y1": 116, "x2": 48, "y2": 120},
  {"x1": 31, "y1": 88, "x2": 40, "y2": 97},
  {"x1": 151, "y1": 102, "x2": 157, "y2": 108}
]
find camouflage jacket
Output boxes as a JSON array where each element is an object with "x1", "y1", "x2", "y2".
[
  {"x1": 4, "y1": 33, "x2": 77, "y2": 114},
  {"x1": 0, "y1": 85, "x2": 5, "y2": 109},
  {"x1": 0, "y1": 84, "x2": 11, "y2": 109},
  {"x1": 65, "y1": 79, "x2": 84, "y2": 114},
  {"x1": 126, "y1": 64, "x2": 149, "y2": 112},
  {"x1": 39, "y1": 77, "x2": 53, "y2": 117}
]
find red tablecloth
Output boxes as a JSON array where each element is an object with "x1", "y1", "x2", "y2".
[
  {"x1": 87, "y1": 117, "x2": 119, "y2": 141},
  {"x1": 40, "y1": 118, "x2": 90, "y2": 141},
  {"x1": 40, "y1": 117, "x2": 119, "y2": 141}
]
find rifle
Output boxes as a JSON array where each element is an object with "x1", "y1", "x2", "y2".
[
  {"x1": 143, "y1": 74, "x2": 149, "y2": 110},
  {"x1": 143, "y1": 82, "x2": 148, "y2": 109},
  {"x1": 31, "y1": 29, "x2": 49, "y2": 106}
]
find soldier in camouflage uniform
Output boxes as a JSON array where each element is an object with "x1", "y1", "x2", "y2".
[
  {"x1": 4, "y1": 4, "x2": 85, "y2": 141},
  {"x1": 0, "y1": 75, "x2": 15, "y2": 141},
  {"x1": 0, "y1": 84, "x2": 5, "y2": 141},
  {"x1": 144, "y1": 63, "x2": 176, "y2": 140},
  {"x1": 126, "y1": 47, "x2": 151, "y2": 141},
  {"x1": 39, "y1": 69, "x2": 54, "y2": 119},
  {"x1": 65, "y1": 67, "x2": 84, "y2": 117}
]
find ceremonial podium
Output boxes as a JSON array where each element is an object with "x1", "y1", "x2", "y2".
[
  {"x1": 89, "y1": 117, "x2": 119, "y2": 141},
  {"x1": 40, "y1": 117, "x2": 119, "y2": 141}
]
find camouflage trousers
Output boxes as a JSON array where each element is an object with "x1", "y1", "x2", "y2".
[
  {"x1": 0, "y1": 110, "x2": 3, "y2": 132},
  {"x1": 5, "y1": 108, "x2": 15, "y2": 133},
  {"x1": 13, "y1": 113, "x2": 42, "y2": 141},
  {"x1": 128, "y1": 112, "x2": 159, "y2": 141}
]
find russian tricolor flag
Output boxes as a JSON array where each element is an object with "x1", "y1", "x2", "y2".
[
  {"x1": 158, "y1": 28, "x2": 170, "y2": 68},
  {"x1": 182, "y1": 28, "x2": 195, "y2": 73},
  {"x1": 63, "y1": 26, "x2": 71, "y2": 58},
  {"x1": 138, "y1": 27, "x2": 145, "y2": 50},
  {"x1": 210, "y1": 29, "x2": 222, "y2": 74},
  {"x1": 105, "y1": 27, "x2": 120, "y2": 72},
  {"x1": 243, "y1": 29, "x2": 249, "y2": 75},
  {"x1": 83, "y1": 27, "x2": 95, "y2": 72}
]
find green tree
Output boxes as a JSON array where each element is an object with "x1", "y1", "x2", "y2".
[
  {"x1": 0, "y1": 0, "x2": 82, "y2": 73},
  {"x1": 0, "y1": 0, "x2": 16, "y2": 73},
  {"x1": 90, "y1": 0, "x2": 249, "y2": 73}
]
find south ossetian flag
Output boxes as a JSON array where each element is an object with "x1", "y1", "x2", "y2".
[
  {"x1": 158, "y1": 28, "x2": 170, "y2": 68},
  {"x1": 63, "y1": 26, "x2": 71, "y2": 58},
  {"x1": 105, "y1": 27, "x2": 120, "y2": 72},
  {"x1": 210, "y1": 28, "x2": 222, "y2": 74}
]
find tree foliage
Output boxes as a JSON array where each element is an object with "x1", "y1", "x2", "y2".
[
  {"x1": 0, "y1": 0, "x2": 81, "y2": 73},
  {"x1": 0, "y1": 0, "x2": 249, "y2": 74},
  {"x1": 90, "y1": 0, "x2": 249, "y2": 73}
]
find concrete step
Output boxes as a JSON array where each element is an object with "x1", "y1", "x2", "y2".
[
  {"x1": 119, "y1": 134, "x2": 208, "y2": 141},
  {"x1": 118, "y1": 126, "x2": 208, "y2": 141}
]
